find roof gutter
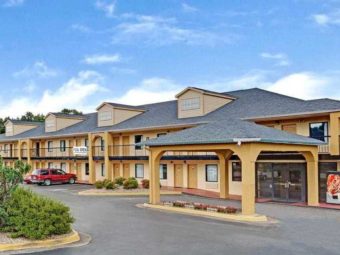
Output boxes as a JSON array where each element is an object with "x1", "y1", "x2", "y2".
[{"x1": 243, "y1": 109, "x2": 340, "y2": 121}]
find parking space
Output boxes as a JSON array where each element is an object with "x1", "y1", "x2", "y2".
[{"x1": 26, "y1": 184, "x2": 340, "y2": 255}]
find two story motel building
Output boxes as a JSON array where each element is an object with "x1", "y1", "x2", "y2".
[{"x1": 0, "y1": 87, "x2": 339, "y2": 214}]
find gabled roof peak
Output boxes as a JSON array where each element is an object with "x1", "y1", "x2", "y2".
[{"x1": 175, "y1": 86, "x2": 236, "y2": 100}]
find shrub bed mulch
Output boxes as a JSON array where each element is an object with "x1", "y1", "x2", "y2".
[
  {"x1": 163, "y1": 200, "x2": 239, "y2": 214},
  {"x1": 0, "y1": 231, "x2": 73, "y2": 245},
  {"x1": 79, "y1": 187, "x2": 181, "y2": 196}
]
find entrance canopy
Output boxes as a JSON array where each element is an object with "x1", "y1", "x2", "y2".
[{"x1": 142, "y1": 119, "x2": 323, "y2": 215}]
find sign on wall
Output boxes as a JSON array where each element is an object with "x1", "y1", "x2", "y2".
[
  {"x1": 326, "y1": 171, "x2": 340, "y2": 204},
  {"x1": 72, "y1": 146, "x2": 88, "y2": 156}
]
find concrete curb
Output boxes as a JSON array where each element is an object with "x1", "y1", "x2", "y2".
[
  {"x1": 0, "y1": 229, "x2": 81, "y2": 253},
  {"x1": 78, "y1": 190, "x2": 182, "y2": 196},
  {"x1": 140, "y1": 203, "x2": 275, "y2": 225}
]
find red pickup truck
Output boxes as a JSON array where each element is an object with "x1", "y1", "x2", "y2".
[{"x1": 25, "y1": 169, "x2": 77, "y2": 186}]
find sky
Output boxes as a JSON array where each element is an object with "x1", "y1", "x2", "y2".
[{"x1": 0, "y1": 0, "x2": 340, "y2": 117}]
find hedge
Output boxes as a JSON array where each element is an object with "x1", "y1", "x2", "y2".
[{"x1": 1, "y1": 187, "x2": 74, "y2": 240}]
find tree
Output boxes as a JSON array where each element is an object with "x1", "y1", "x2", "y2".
[
  {"x1": 0, "y1": 159, "x2": 31, "y2": 226},
  {"x1": 61, "y1": 108, "x2": 83, "y2": 115},
  {"x1": 0, "y1": 117, "x2": 10, "y2": 134},
  {"x1": 20, "y1": 112, "x2": 45, "y2": 122}
]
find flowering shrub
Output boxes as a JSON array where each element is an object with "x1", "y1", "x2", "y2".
[
  {"x1": 141, "y1": 179, "x2": 149, "y2": 189},
  {"x1": 163, "y1": 201, "x2": 238, "y2": 214}
]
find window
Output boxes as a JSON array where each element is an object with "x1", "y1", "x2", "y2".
[
  {"x1": 101, "y1": 163, "x2": 105, "y2": 177},
  {"x1": 40, "y1": 170, "x2": 49, "y2": 175},
  {"x1": 60, "y1": 162, "x2": 66, "y2": 171},
  {"x1": 232, "y1": 162, "x2": 242, "y2": 182},
  {"x1": 4, "y1": 144, "x2": 8, "y2": 152},
  {"x1": 47, "y1": 141, "x2": 53, "y2": 152},
  {"x1": 46, "y1": 119, "x2": 55, "y2": 128},
  {"x1": 57, "y1": 169, "x2": 66, "y2": 175},
  {"x1": 60, "y1": 140, "x2": 66, "y2": 152},
  {"x1": 135, "y1": 164, "x2": 144, "y2": 178},
  {"x1": 181, "y1": 97, "x2": 200, "y2": 111},
  {"x1": 85, "y1": 163, "x2": 89, "y2": 176},
  {"x1": 48, "y1": 162, "x2": 53, "y2": 169},
  {"x1": 99, "y1": 111, "x2": 112, "y2": 121},
  {"x1": 84, "y1": 138, "x2": 88, "y2": 147},
  {"x1": 160, "y1": 164, "x2": 167, "y2": 180},
  {"x1": 205, "y1": 164, "x2": 218, "y2": 182},
  {"x1": 134, "y1": 135, "x2": 143, "y2": 150},
  {"x1": 157, "y1": 133, "x2": 167, "y2": 137},
  {"x1": 100, "y1": 138, "x2": 105, "y2": 151},
  {"x1": 309, "y1": 122, "x2": 329, "y2": 142},
  {"x1": 51, "y1": 169, "x2": 59, "y2": 175}
]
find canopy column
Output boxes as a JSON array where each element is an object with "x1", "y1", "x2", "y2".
[
  {"x1": 235, "y1": 144, "x2": 261, "y2": 215},
  {"x1": 149, "y1": 148, "x2": 163, "y2": 204},
  {"x1": 217, "y1": 150, "x2": 233, "y2": 199},
  {"x1": 302, "y1": 149, "x2": 319, "y2": 206}
]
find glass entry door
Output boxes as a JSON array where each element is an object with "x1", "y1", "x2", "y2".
[{"x1": 257, "y1": 163, "x2": 306, "y2": 203}]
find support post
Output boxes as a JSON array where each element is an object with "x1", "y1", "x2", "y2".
[
  {"x1": 241, "y1": 160, "x2": 256, "y2": 215},
  {"x1": 149, "y1": 149, "x2": 162, "y2": 204},
  {"x1": 302, "y1": 150, "x2": 319, "y2": 206},
  {"x1": 88, "y1": 133, "x2": 96, "y2": 184},
  {"x1": 329, "y1": 112, "x2": 340, "y2": 155},
  {"x1": 217, "y1": 150, "x2": 233, "y2": 199},
  {"x1": 104, "y1": 132, "x2": 112, "y2": 180},
  {"x1": 18, "y1": 141, "x2": 22, "y2": 160}
]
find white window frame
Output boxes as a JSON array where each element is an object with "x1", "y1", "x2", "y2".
[
  {"x1": 206, "y1": 164, "x2": 218, "y2": 182},
  {"x1": 159, "y1": 164, "x2": 167, "y2": 180},
  {"x1": 135, "y1": 164, "x2": 144, "y2": 178},
  {"x1": 99, "y1": 111, "x2": 112, "y2": 121},
  {"x1": 101, "y1": 163, "x2": 105, "y2": 177},
  {"x1": 181, "y1": 97, "x2": 200, "y2": 111},
  {"x1": 47, "y1": 141, "x2": 53, "y2": 152},
  {"x1": 60, "y1": 162, "x2": 66, "y2": 171}
]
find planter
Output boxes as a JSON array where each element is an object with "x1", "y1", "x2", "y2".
[
  {"x1": 163, "y1": 202, "x2": 174, "y2": 207},
  {"x1": 184, "y1": 204, "x2": 194, "y2": 209},
  {"x1": 207, "y1": 207, "x2": 218, "y2": 212}
]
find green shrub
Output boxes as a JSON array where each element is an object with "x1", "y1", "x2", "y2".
[
  {"x1": 95, "y1": 181, "x2": 104, "y2": 189},
  {"x1": 114, "y1": 176, "x2": 126, "y2": 186},
  {"x1": 1, "y1": 188, "x2": 74, "y2": 240},
  {"x1": 141, "y1": 179, "x2": 149, "y2": 189},
  {"x1": 102, "y1": 179, "x2": 111, "y2": 188},
  {"x1": 105, "y1": 181, "x2": 115, "y2": 190},
  {"x1": 123, "y1": 177, "x2": 138, "y2": 189}
]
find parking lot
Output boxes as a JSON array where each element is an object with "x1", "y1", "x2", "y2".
[{"x1": 27, "y1": 184, "x2": 340, "y2": 255}]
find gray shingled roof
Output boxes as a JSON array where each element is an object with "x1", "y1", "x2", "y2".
[
  {"x1": 142, "y1": 119, "x2": 324, "y2": 147},
  {"x1": 0, "y1": 87, "x2": 340, "y2": 144}
]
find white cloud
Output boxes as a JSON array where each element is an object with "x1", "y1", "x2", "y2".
[
  {"x1": 71, "y1": 24, "x2": 92, "y2": 33},
  {"x1": 111, "y1": 67, "x2": 137, "y2": 75},
  {"x1": 112, "y1": 15, "x2": 233, "y2": 46},
  {"x1": 13, "y1": 61, "x2": 59, "y2": 79},
  {"x1": 0, "y1": 71, "x2": 104, "y2": 117},
  {"x1": 260, "y1": 52, "x2": 290, "y2": 66},
  {"x1": 110, "y1": 77, "x2": 183, "y2": 105},
  {"x1": 312, "y1": 10, "x2": 340, "y2": 26},
  {"x1": 95, "y1": 0, "x2": 116, "y2": 17},
  {"x1": 2, "y1": 0, "x2": 24, "y2": 7},
  {"x1": 266, "y1": 72, "x2": 330, "y2": 99},
  {"x1": 181, "y1": 3, "x2": 198, "y2": 13},
  {"x1": 83, "y1": 54, "x2": 121, "y2": 65}
]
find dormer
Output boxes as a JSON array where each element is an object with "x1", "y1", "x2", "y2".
[
  {"x1": 96, "y1": 102, "x2": 145, "y2": 127},
  {"x1": 5, "y1": 120, "x2": 40, "y2": 137},
  {"x1": 45, "y1": 113, "x2": 85, "y2": 132},
  {"x1": 176, "y1": 87, "x2": 236, "y2": 119}
]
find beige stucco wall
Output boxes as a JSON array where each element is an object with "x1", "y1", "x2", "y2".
[
  {"x1": 97, "y1": 104, "x2": 114, "y2": 127},
  {"x1": 97, "y1": 104, "x2": 143, "y2": 127},
  {"x1": 178, "y1": 90, "x2": 204, "y2": 118},
  {"x1": 177, "y1": 89, "x2": 231, "y2": 119},
  {"x1": 203, "y1": 94, "x2": 232, "y2": 115},
  {"x1": 114, "y1": 108, "x2": 143, "y2": 125},
  {"x1": 5, "y1": 122, "x2": 37, "y2": 136},
  {"x1": 45, "y1": 114, "x2": 83, "y2": 132},
  {"x1": 45, "y1": 115, "x2": 57, "y2": 132}
]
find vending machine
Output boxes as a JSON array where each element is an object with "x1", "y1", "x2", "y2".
[{"x1": 326, "y1": 171, "x2": 340, "y2": 204}]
